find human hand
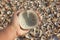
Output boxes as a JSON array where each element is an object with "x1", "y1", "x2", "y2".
[{"x1": 11, "y1": 9, "x2": 29, "y2": 36}]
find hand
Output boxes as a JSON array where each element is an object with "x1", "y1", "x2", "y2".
[
  {"x1": 11, "y1": 9, "x2": 29, "y2": 36},
  {"x1": 11, "y1": 9, "x2": 41, "y2": 37}
]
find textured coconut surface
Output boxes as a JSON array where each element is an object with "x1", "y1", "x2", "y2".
[{"x1": 0, "y1": 0, "x2": 60, "y2": 40}]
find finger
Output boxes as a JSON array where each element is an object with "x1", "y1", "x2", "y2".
[
  {"x1": 22, "y1": 30, "x2": 29, "y2": 33},
  {"x1": 14, "y1": 9, "x2": 24, "y2": 17},
  {"x1": 20, "y1": 29, "x2": 29, "y2": 36},
  {"x1": 35, "y1": 10, "x2": 42, "y2": 20},
  {"x1": 35, "y1": 10, "x2": 42, "y2": 25}
]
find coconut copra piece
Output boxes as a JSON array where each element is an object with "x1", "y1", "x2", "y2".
[{"x1": 18, "y1": 10, "x2": 39, "y2": 29}]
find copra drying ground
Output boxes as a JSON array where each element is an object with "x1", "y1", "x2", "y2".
[{"x1": 0, "y1": 0, "x2": 60, "y2": 40}]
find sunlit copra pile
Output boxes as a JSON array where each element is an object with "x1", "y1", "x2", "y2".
[{"x1": 0, "y1": 0, "x2": 60, "y2": 40}]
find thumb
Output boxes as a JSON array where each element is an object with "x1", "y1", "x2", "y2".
[{"x1": 14, "y1": 9, "x2": 24, "y2": 18}]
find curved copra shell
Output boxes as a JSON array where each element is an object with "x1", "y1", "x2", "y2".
[{"x1": 18, "y1": 10, "x2": 39, "y2": 29}]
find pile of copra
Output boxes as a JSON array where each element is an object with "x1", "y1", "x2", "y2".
[{"x1": 0, "y1": 0, "x2": 60, "y2": 40}]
